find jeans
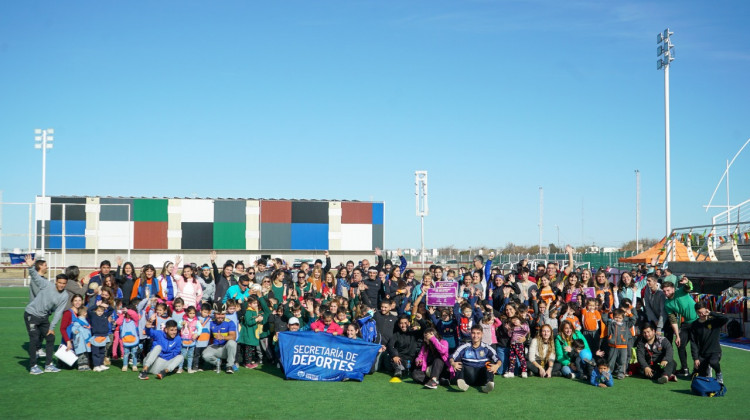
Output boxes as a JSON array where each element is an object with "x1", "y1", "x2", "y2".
[
  {"x1": 556, "y1": 354, "x2": 589, "y2": 378},
  {"x1": 181, "y1": 346, "x2": 195, "y2": 369},
  {"x1": 123, "y1": 347, "x2": 138, "y2": 367}
]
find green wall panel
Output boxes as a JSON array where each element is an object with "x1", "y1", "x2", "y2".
[
  {"x1": 133, "y1": 199, "x2": 168, "y2": 222},
  {"x1": 213, "y1": 222, "x2": 246, "y2": 249}
]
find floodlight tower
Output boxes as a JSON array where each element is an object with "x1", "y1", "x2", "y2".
[
  {"x1": 415, "y1": 171, "x2": 428, "y2": 268},
  {"x1": 657, "y1": 29, "x2": 675, "y2": 238},
  {"x1": 635, "y1": 169, "x2": 641, "y2": 254},
  {"x1": 538, "y1": 187, "x2": 543, "y2": 254},
  {"x1": 34, "y1": 128, "x2": 54, "y2": 255}
]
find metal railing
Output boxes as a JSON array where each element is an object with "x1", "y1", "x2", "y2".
[{"x1": 712, "y1": 198, "x2": 750, "y2": 238}]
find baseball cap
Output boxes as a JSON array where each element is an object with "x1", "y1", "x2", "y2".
[{"x1": 288, "y1": 317, "x2": 300, "y2": 325}]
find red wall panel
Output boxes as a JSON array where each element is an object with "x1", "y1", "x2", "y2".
[
  {"x1": 342, "y1": 202, "x2": 372, "y2": 224},
  {"x1": 134, "y1": 221, "x2": 168, "y2": 249}
]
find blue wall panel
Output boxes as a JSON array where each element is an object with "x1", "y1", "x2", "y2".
[
  {"x1": 291, "y1": 223, "x2": 329, "y2": 250},
  {"x1": 48, "y1": 220, "x2": 86, "y2": 249},
  {"x1": 372, "y1": 203, "x2": 384, "y2": 225}
]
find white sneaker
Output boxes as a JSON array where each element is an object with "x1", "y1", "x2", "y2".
[
  {"x1": 503, "y1": 372, "x2": 514, "y2": 378},
  {"x1": 521, "y1": 372, "x2": 528, "y2": 378},
  {"x1": 93, "y1": 366, "x2": 102, "y2": 372},
  {"x1": 481, "y1": 382, "x2": 495, "y2": 393},
  {"x1": 456, "y1": 379, "x2": 469, "y2": 391},
  {"x1": 101, "y1": 365, "x2": 110, "y2": 371}
]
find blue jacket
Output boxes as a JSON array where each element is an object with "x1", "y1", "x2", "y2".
[
  {"x1": 590, "y1": 369, "x2": 614, "y2": 387},
  {"x1": 146, "y1": 327, "x2": 182, "y2": 361},
  {"x1": 71, "y1": 319, "x2": 92, "y2": 355}
]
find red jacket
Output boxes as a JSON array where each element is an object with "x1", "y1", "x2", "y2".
[{"x1": 310, "y1": 319, "x2": 344, "y2": 335}]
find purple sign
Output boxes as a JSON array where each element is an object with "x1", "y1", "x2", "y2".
[
  {"x1": 426, "y1": 281, "x2": 457, "y2": 307},
  {"x1": 582, "y1": 287, "x2": 596, "y2": 299}
]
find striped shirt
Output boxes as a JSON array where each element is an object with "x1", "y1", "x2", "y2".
[{"x1": 451, "y1": 343, "x2": 499, "y2": 368}]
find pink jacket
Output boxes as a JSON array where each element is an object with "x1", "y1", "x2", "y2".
[
  {"x1": 415, "y1": 336, "x2": 455, "y2": 378},
  {"x1": 172, "y1": 268, "x2": 203, "y2": 309}
]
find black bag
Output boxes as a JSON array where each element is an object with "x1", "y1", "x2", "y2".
[{"x1": 727, "y1": 319, "x2": 742, "y2": 339}]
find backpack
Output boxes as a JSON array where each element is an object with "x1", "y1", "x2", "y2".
[
  {"x1": 691, "y1": 375, "x2": 726, "y2": 397},
  {"x1": 727, "y1": 320, "x2": 742, "y2": 339},
  {"x1": 121, "y1": 318, "x2": 139, "y2": 348},
  {"x1": 358, "y1": 317, "x2": 378, "y2": 343}
]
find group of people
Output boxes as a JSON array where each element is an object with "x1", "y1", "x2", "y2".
[{"x1": 22, "y1": 247, "x2": 729, "y2": 392}]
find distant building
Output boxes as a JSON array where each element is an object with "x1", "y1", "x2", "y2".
[{"x1": 35, "y1": 196, "x2": 384, "y2": 251}]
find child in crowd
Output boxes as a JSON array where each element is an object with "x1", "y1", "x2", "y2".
[
  {"x1": 479, "y1": 308, "x2": 501, "y2": 348},
  {"x1": 171, "y1": 297, "x2": 186, "y2": 324},
  {"x1": 179, "y1": 305, "x2": 200, "y2": 373},
  {"x1": 454, "y1": 299, "x2": 480, "y2": 345},
  {"x1": 581, "y1": 298, "x2": 603, "y2": 352},
  {"x1": 311, "y1": 310, "x2": 344, "y2": 335},
  {"x1": 117, "y1": 306, "x2": 140, "y2": 371},
  {"x1": 89, "y1": 303, "x2": 112, "y2": 372},
  {"x1": 225, "y1": 299, "x2": 240, "y2": 328},
  {"x1": 71, "y1": 306, "x2": 92, "y2": 371},
  {"x1": 590, "y1": 358, "x2": 614, "y2": 388},
  {"x1": 335, "y1": 308, "x2": 351, "y2": 326},
  {"x1": 429, "y1": 307, "x2": 457, "y2": 353},
  {"x1": 602, "y1": 308, "x2": 635, "y2": 379},
  {"x1": 546, "y1": 306, "x2": 560, "y2": 336},
  {"x1": 561, "y1": 303, "x2": 582, "y2": 331},
  {"x1": 193, "y1": 303, "x2": 213, "y2": 372},
  {"x1": 355, "y1": 304, "x2": 378, "y2": 344},
  {"x1": 155, "y1": 302, "x2": 171, "y2": 331},
  {"x1": 239, "y1": 296, "x2": 264, "y2": 369},
  {"x1": 504, "y1": 315, "x2": 530, "y2": 378}
]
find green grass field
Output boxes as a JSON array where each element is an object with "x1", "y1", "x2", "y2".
[{"x1": 1, "y1": 286, "x2": 748, "y2": 420}]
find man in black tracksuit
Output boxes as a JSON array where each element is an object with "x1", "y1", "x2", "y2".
[
  {"x1": 362, "y1": 268, "x2": 383, "y2": 309},
  {"x1": 373, "y1": 299, "x2": 397, "y2": 372},
  {"x1": 388, "y1": 315, "x2": 421, "y2": 378},
  {"x1": 690, "y1": 302, "x2": 729, "y2": 383}
]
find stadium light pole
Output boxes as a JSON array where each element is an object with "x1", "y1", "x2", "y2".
[
  {"x1": 657, "y1": 29, "x2": 674, "y2": 238},
  {"x1": 538, "y1": 187, "x2": 543, "y2": 254},
  {"x1": 34, "y1": 128, "x2": 54, "y2": 255},
  {"x1": 635, "y1": 169, "x2": 641, "y2": 254},
  {"x1": 415, "y1": 171, "x2": 428, "y2": 269}
]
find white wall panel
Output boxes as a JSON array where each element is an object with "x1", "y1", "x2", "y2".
[
  {"x1": 341, "y1": 224, "x2": 372, "y2": 251},
  {"x1": 181, "y1": 199, "x2": 214, "y2": 222},
  {"x1": 97, "y1": 221, "x2": 134, "y2": 249}
]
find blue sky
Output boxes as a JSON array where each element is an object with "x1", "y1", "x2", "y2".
[{"x1": 1, "y1": 0, "x2": 749, "y2": 250}]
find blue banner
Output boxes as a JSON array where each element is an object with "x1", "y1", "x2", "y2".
[{"x1": 278, "y1": 331, "x2": 381, "y2": 382}]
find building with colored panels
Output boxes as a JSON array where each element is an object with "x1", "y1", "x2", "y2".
[{"x1": 35, "y1": 196, "x2": 384, "y2": 251}]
